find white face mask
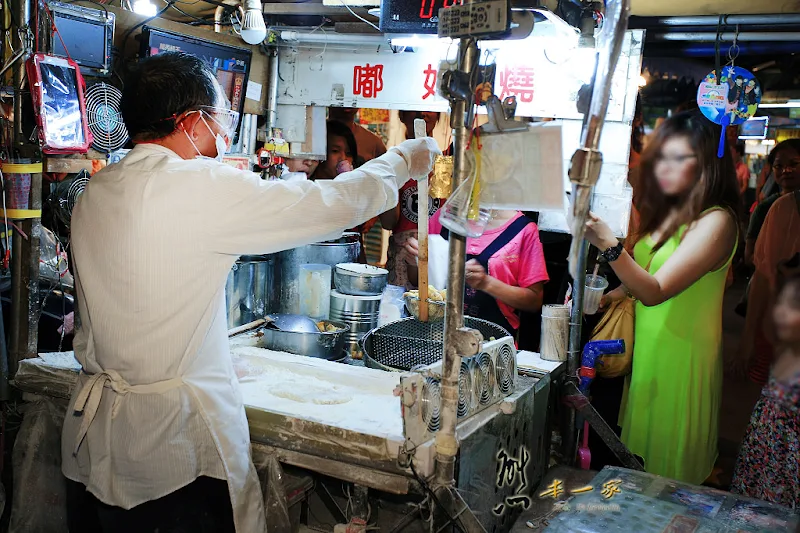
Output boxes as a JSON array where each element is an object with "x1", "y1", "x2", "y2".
[{"x1": 184, "y1": 113, "x2": 228, "y2": 162}]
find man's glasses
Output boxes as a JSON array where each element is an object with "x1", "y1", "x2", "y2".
[{"x1": 200, "y1": 106, "x2": 240, "y2": 139}]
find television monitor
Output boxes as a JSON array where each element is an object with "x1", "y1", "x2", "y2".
[
  {"x1": 46, "y1": 1, "x2": 115, "y2": 78},
  {"x1": 140, "y1": 27, "x2": 252, "y2": 139},
  {"x1": 739, "y1": 116, "x2": 769, "y2": 140}
]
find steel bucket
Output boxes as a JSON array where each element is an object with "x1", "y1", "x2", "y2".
[
  {"x1": 274, "y1": 233, "x2": 361, "y2": 315},
  {"x1": 225, "y1": 255, "x2": 275, "y2": 329}
]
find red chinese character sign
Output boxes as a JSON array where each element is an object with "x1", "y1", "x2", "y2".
[
  {"x1": 422, "y1": 63, "x2": 437, "y2": 100},
  {"x1": 353, "y1": 64, "x2": 384, "y2": 99},
  {"x1": 497, "y1": 65, "x2": 535, "y2": 104},
  {"x1": 276, "y1": 30, "x2": 642, "y2": 121}
]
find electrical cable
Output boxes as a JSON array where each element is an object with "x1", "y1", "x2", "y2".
[
  {"x1": 168, "y1": 2, "x2": 231, "y2": 26},
  {"x1": 336, "y1": 0, "x2": 380, "y2": 32},
  {"x1": 408, "y1": 459, "x2": 464, "y2": 533},
  {"x1": 120, "y1": 0, "x2": 176, "y2": 46}
]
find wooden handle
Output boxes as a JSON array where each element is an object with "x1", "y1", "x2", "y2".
[
  {"x1": 228, "y1": 318, "x2": 266, "y2": 337},
  {"x1": 414, "y1": 118, "x2": 430, "y2": 322}
]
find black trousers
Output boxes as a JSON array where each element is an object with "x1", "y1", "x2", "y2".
[{"x1": 66, "y1": 476, "x2": 235, "y2": 533}]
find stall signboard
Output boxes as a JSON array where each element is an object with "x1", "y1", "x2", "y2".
[
  {"x1": 276, "y1": 31, "x2": 642, "y2": 124},
  {"x1": 276, "y1": 30, "x2": 644, "y2": 237}
]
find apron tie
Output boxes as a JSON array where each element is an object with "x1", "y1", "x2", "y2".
[{"x1": 72, "y1": 369, "x2": 184, "y2": 456}]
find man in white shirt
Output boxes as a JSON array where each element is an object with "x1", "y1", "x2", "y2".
[{"x1": 62, "y1": 52, "x2": 439, "y2": 533}]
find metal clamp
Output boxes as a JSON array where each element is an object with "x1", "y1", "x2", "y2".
[{"x1": 568, "y1": 147, "x2": 604, "y2": 188}]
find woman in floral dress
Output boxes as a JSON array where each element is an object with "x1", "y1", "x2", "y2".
[{"x1": 732, "y1": 272, "x2": 800, "y2": 509}]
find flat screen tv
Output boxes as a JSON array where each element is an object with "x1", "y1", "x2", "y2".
[
  {"x1": 140, "y1": 27, "x2": 252, "y2": 139},
  {"x1": 739, "y1": 116, "x2": 769, "y2": 140}
]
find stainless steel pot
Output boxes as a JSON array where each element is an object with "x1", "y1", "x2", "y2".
[
  {"x1": 275, "y1": 233, "x2": 361, "y2": 314},
  {"x1": 334, "y1": 263, "x2": 388, "y2": 296},
  {"x1": 225, "y1": 255, "x2": 275, "y2": 329},
  {"x1": 257, "y1": 319, "x2": 350, "y2": 360}
]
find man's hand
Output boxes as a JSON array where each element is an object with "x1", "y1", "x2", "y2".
[
  {"x1": 465, "y1": 259, "x2": 490, "y2": 290},
  {"x1": 391, "y1": 138, "x2": 441, "y2": 179}
]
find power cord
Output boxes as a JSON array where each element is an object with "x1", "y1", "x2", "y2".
[{"x1": 408, "y1": 460, "x2": 464, "y2": 533}]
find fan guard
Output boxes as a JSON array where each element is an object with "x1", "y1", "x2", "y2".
[
  {"x1": 457, "y1": 361, "x2": 473, "y2": 418},
  {"x1": 495, "y1": 344, "x2": 516, "y2": 394},
  {"x1": 50, "y1": 170, "x2": 90, "y2": 227},
  {"x1": 85, "y1": 83, "x2": 128, "y2": 153},
  {"x1": 421, "y1": 377, "x2": 441, "y2": 433},
  {"x1": 474, "y1": 352, "x2": 495, "y2": 405}
]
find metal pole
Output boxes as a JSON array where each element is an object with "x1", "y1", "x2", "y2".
[
  {"x1": 562, "y1": 232, "x2": 588, "y2": 462},
  {"x1": 653, "y1": 31, "x2": 800, "y2": 42},
  {"x1": 11, "y1": 0, "x2": 30, "y2": 143},
  {"x1": 648, "y1": 14, "x2": 800, "y2": 26},
  {"x1": 8, "y1": 0, "x2": 40, "y2": 379},
  {"x1": 434, "y1": 37, "x2": 479, "y2": 491},
  {"x1": 265, "y1": 46, "x2": 279, "y2": 133}
]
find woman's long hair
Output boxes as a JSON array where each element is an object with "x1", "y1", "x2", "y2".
[{"x1": 635, "y1": 110, "x2": 740, "y2": 251}]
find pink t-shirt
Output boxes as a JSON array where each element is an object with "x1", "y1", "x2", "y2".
[{"x1": 429, "y1": 210, "x2": 549, "y2": 330}]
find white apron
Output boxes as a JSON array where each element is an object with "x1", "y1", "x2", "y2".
[{"x1": 68, "y1": 302, "x2": 267, "y2": 533}]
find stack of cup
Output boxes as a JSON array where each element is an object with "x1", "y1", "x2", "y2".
[{"x1": 540, "y1": 305, "x2": 570, "y2": 362}]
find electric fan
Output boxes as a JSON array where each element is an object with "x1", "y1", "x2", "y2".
[
  {"x1": 49, "y1": 169, "x2": 90, "y2": 227},
  {"x1": 85, "y1": 83, "x2": 128, "y2": 153}
]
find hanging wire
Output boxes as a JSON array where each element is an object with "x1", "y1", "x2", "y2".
[
  {"x1": 727, "y1": 24, "x2": 740, "y2": 66},
  {"x1": 337, "y1": 0, "x2": 380, "y2": 33}
]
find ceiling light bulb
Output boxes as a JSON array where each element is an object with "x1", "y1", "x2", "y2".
[
  {"x1": 240, "y1": 0, "x2": 267, "y2": 45},
  {"x1": 133, "y1": 0, "x2": 157, "y2": 16}
]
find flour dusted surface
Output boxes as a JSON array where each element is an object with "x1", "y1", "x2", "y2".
[{"x1": 233, "y1": 345, "x2": 403, "y2": 440}]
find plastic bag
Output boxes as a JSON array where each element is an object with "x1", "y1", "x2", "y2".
[
  {"x1": 378, "y1": 285, "x2": 407, "y2": 326},
  {"x1": 427, "y1": 235, "x2": 449, "y2": 290},
  {"x1": 40, "y1": 227, "x2": 72, "y2": 287}
]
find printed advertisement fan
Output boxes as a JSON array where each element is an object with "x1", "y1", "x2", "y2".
[{"x1": 85, "y1": 82, "x2": 128, "y2": 153}]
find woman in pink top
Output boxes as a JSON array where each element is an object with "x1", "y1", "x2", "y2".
[{"x1": 406, "y1": 209, "x2": 548, "y2": 335}]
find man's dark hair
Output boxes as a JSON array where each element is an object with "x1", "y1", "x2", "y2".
[{"x1": 121, "y1": 52, "x2": 218, "y2": 142}]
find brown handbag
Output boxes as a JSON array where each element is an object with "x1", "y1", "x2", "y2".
[{"x1": 590, "y1": 296, "x2": 636, "y2": 378}]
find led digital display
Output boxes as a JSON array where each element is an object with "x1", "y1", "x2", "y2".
[{"x1": 379, "y1": 0, "x2": 464, "y2": 34}]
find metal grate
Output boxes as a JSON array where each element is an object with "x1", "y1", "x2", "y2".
[{"x1": 362, "y1": 316, "x2": 510, "y2": 372}]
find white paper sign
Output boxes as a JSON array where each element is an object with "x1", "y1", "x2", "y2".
[{"x1": 245, "y1": 80, "x2": 263, "y2": 102}]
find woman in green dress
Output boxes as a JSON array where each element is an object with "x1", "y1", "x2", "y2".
[{"x1": 585, "y1": 111, "x2": 740, "y2": 484}]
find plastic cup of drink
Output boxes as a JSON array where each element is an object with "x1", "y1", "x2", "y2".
[{"x1": 583, "y1": 275, "x2": 609, "y2": 315}]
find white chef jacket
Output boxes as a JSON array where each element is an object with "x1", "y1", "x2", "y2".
[{"x1": 62, "y1": 143, "x2": 411, "y2": 532}]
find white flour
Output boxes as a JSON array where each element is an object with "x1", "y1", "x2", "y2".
[{"x1": 232, "y1": 345, "x2": 404, "y2": 439}]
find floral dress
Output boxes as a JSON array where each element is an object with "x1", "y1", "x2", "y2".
[{"x1": 731, "y1": 371, "x2": 800, "y2": 510}]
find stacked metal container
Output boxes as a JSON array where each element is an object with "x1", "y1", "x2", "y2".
[{"x1": 329, "y1": 264, "x2": 387, "y2": 358}]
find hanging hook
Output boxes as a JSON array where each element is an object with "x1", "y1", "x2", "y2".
[{"x1": 727, "y1": 24, "x2": 740, "y2": 66}]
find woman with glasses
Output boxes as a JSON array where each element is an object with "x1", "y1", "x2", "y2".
[
  {"x1": 744, "y1": 139, "x2": 800, "y2": 268},
  {"x1": 584, "y1": 110, "x2": 740, "y2": 484}
]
